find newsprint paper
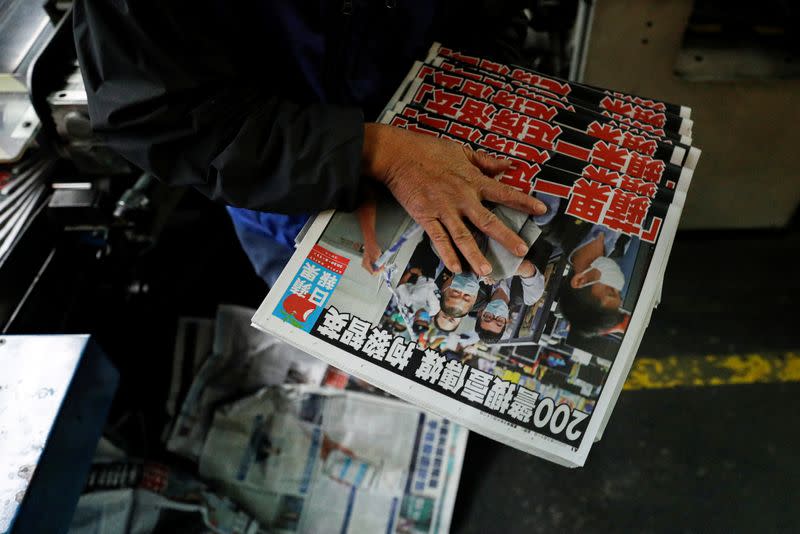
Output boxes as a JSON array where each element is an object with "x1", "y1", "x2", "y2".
[{"x1": 253, "y1": 43, "x2": 697, "y2": 467}]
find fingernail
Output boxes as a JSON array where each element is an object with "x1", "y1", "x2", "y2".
[
  {"x1": 480, "y1": 263, "x2": 492, "y2": 276},
  {"x1": 536, "y1": 201, "x2": 548, "y2": 214},
  {"x1": 516, "y1": 244, "x2": 528, "y2": 256},
  {"x1": 451, "y1": 264, "x2": 462, "y2": 274}
]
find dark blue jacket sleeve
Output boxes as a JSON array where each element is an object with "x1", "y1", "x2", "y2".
[{"x1": 73, "y1": 0, "x2": 365, "y2": 213}]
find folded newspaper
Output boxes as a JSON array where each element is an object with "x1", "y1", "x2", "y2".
[
  {"x1": 164, "y1": 305, "x2": 467, "y2": 533},
  {"x1": 253, "y1": 43, "x2": 700, "y2": 467}
]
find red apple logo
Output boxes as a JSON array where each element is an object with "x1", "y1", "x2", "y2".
[{"x1": 283, "y1": 293, "x2": 317, "y2": 322}]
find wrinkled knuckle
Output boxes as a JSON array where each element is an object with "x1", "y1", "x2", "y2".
[
  {"x1": 413, "y1": 197, "x2": 438, "y2": 215},
  {"x1": 455, "y1": 195, "x2": 477, "y2": 211},
  {"x1": 428, "y1": 229, "x2": 448, "y2": 243},
  {"x1": 458, "y1": 175, "x2": 474, "y2": 188},
  {"x1": 501, "y1": 189, "x2": 522, "y2": 205},
  {"x1": 451, "y1": 228, "x2": 473, "y2": 245},
  {"x1": 493, "y1": 183, "x2": 513, "y2": 199},
  {"x1": 477, "y1": 178, "x2": 497, "y2": 196},
  {"x1": 478, "y1": 210, "x2": 499, "y2": 231}
]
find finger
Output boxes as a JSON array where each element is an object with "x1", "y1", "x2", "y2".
[
  {"x1": 361, "y1": 257, "x2": 370, "y2": 272},
  {"x1": 480, "y1": 178, "x2": 548, "y2": 215},
  {"x1": 466, "y1": 204, "x2": 529, "y2": 257},
  {"x1": 464, "y1": 145, "x2": 512, "y2": 177},
  {"x1": 420, "y1": 219, "x2": 463, "y2": 274},
  {"x1": 440, "y1": 214, "x2": 492, "y2": 276},
  {"x1": 361, "y1": 256, "x2": 377, "y2": 275}
]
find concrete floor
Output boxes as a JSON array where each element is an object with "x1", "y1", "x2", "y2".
[{"x1": 454, "y1": 382, "x2": 799, "y2": 533}]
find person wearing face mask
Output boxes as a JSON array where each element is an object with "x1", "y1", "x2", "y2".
[
  {"x1": 557, "y1": 227, "x2": 629, "y2": 337},
  {"x1": 406, "y1": 308, "x2": 463, "y2": 351},
  {"x1": 474, "y1": 297, "x2": 511, "y2": 343},
  {"x1": 479, "y1": 258, "x2": 546, "y2": 310},
  {"x1": 444, "y1": 283, "x2": 511, "y2": 349},
  {"x1": 455, "y1": 259, "x2": 546, "y2": 346},
  {"x1": 438, "y1": 272, "x2": 481, "y2": 318},
  {"x1": 412, "y1": 308, "x2": 462, "y2": 336},
  {"x1": 395, "y1": 269, "x2": 476, "y2": 332}
]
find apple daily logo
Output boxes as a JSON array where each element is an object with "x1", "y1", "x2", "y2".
[
  {"x1": 282, "y1": 293, "x2": 317, "y2": 323},
  {"x1": 274, "y1": 245, "x2": 350, "y2": 332}
]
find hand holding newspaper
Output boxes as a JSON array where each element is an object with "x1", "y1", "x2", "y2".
[
  {"x1": 362, "y1": 120, "x2": 549, "y2": 276},
  {"x1": 252, "y1": 43, "x2": 699, "y2": 467}
]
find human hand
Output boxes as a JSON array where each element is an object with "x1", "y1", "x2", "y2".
[
  {"x1": 362, "y1": 123, "x2": 547, "y2": 276},
  {"x1": 399, "y1": 267, "x2": 422, "y2": 285},
  {"x1": 516, "y1": 259, "x2": 537, "y2": 278},
  {"x1": 361, "y1": 239, "x2": 383, "y2": 275},
  {"x1": 356, "y1": 185, "x2": 383, "y2": 275}
]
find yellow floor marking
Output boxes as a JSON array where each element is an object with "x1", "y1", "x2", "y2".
[{"x1": 623, "y1": 352, "x2": 800, "y2": 390}]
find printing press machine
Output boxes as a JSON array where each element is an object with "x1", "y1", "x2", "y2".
[{"x1": 0, "y1": 7, "x2": 191, "y2": 336}]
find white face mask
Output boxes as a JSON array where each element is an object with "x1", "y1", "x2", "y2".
[{"x1": 578, "y1": 257, "x2": 625, "y2": 291}]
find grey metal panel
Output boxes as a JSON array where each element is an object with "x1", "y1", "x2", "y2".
[
  {"x1": 0, "y1": 335, "x2": 118, "y2": 534},
  {"x1": 582, "y1": 0, "x2": 800, "y2": 229}
]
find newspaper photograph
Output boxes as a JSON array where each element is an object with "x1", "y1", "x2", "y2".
[
  {"x1": 164, "y1": 305, "x2": 467, "y2": 532},
  {"x1": 199, "y1": 386, "x2": 467, "y2": 534},
  {"x1": 252, "y1": 45, "x2": 698, "y2": 466}
]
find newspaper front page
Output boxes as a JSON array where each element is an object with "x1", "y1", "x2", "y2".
[{"x1": 252, "y1": 45, "x2": 696, "y2": 467}]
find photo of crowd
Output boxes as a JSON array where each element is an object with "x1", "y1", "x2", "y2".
[{"x1": 350, "y1": 191, "x2": 651, "y2": 414}]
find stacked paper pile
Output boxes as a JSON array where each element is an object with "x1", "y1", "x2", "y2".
[
  {"x1": 380, "y1": 42, "x2": 700, "y2": 441},
  {"x1": 253, "y1": 43, "x2": 699, "y2": 466},
  {"x1": 161, "y1": 306, "x2": 467, "y2": 533}
]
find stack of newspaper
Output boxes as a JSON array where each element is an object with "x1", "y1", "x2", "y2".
[
  {"x1": 163, "y1": 306, "x2": 467, "y2": 533},
  {"x1": 0, "y1": 156, "x2": 49, "y2": 262},
  {"x1": 252, "y1": 43, "x2": 700, "y2": 467}
]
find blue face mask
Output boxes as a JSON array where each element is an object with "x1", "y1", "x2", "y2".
[
  {"x1": 483, "y1": 299, "x2": 509, "y2": 319},
  {"x1": 449, "y1": 272, "x2": 479, "y2": 296}
]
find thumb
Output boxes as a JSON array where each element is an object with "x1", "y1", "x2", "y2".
[{"x1": 465, "y1": 146, "x2": 512, "y2": 177}]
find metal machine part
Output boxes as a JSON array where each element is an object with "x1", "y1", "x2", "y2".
[
  {"x1": 0, "y1": 335, "x2": 119, "y2": 534},
  {"x1": 47, "y1": 66, "x2": 134, "y2": 174},
  {"x1": 0, "y1": 0, "x2": 56, "y2": 91},
  {"x1": 0, "y1": 0, "x2": 64, "y2": 163},
  {"x1": 113, "y1": 174, "x2": 154, "y2": 220},
  {"x1": 0, "y1": 93, "x2": 40, "y2": 162}
]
